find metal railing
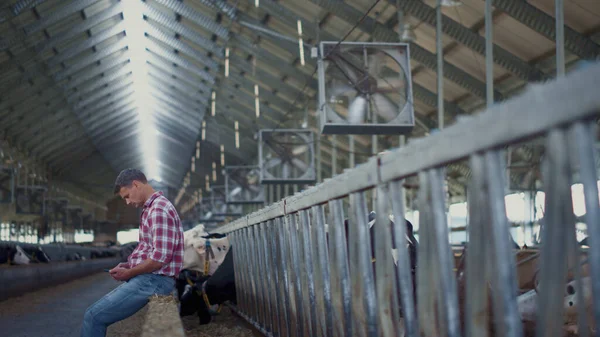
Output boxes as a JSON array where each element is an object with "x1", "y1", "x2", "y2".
[{"x1": 218, "y1": 62, "x2": 600, "y2": 337}]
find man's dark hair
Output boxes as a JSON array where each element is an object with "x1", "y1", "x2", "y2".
[{"x1": 113, "y1": 168, "x2": 148, "y2": 194}]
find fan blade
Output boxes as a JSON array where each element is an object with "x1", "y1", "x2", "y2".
[
  {"x1": 374, "y1": 77, "x2": 406, "y2": 93},
  {"x1": 230, "y1": 186, "x2": 242, "y2": 197},
  {"x1": 292, "y1": 145, "x2": 308, "y2": 156},
  {"x1": 371, "y1": 93, "x2": 398, "y2": 122},
  {"x1": 265, "y1": 157, "x2": 282, "y2": 170},
  {"x1": 334, "y1": 56, "x2": 361, "y2": 84},
  {"x1": 347, "y1": 95, "x2": 368, "y2": 124},
  {"x1": 249, "y1": 184, "x2": 262, "y2": 193},
  {"x1": 367, "y1": 51, "x2": 385, "y2": 78},
  {"x1": 282, "y1": 162, "x2": 290, "y2": 179},
  {"x1": 329, "y1": 80, "x2": 355, "y2": 97},
  {"x1": 291, "y1": 158, "x2": 309, "y2": 172}
]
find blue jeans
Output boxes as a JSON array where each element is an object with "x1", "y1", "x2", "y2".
[{"x1": 80, "y1": 273, "x2": 175, "y2": 337}]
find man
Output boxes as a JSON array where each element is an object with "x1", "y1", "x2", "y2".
[{"x1": 80, "y1": 168, "x2": 184, "y2": 337}]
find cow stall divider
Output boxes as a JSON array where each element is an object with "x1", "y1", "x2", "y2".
[{"x1": 217, "y1": 63, "x2": 600, "y2": 337}]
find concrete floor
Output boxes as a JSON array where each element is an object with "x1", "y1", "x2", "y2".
[{"x1": 0, "y1": 272, "x2": 122, "y2": 337}]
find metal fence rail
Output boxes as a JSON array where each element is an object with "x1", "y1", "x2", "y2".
[{"x1": 219, "y1": 62, "x2": 600, "y2": 337}]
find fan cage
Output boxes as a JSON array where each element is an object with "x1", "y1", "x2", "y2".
[
  {"x1": 225, "y1": 165, "x2": 265, "y2": 205},
  {"x1": 318, "y1": 41, "x2": 415, "y2": 135},
  {"x1": 258, "y1": 129, "x2": 317, "y2": 184},
  {"x1": 208, "y1": 186, "x2": 244, "y2": 216}
]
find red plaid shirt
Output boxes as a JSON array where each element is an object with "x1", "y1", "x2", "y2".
[{"x1": 126, "y1": 191, "x2": 184, "y2": 277}]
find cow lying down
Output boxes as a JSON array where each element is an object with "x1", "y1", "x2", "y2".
[{"x1": 0, "y1": 244, "x2": 51, "y2": 265}]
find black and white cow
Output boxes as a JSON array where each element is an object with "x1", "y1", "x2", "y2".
[
  {"x1": 341, "y1": 211, "x2": 418, "y2": 271},
  {"x1": 0, "y1": 244, "x2": 51, "y2": 265},
  {"x1": 176, "y1": 232, "x2": 236, "y2": 325}
]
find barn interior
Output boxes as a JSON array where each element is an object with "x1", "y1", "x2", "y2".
[{"x1": 0, "y1": 0, "x2": 599, "y2": 336}]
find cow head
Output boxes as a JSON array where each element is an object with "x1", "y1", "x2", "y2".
[{"x1": 182, "y1": 225, "x2": 231, "y2": 276}]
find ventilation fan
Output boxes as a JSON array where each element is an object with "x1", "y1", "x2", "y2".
[
  {"x1": 225, "y1": 166, "x2": 265, "y2": 204},
  {"x1": 45, "y1": 198, "x2": 68, "y2": 224},
  {"x1": 197, "y1": 200, "x2": 225, "y2": 223},
  {"x1": 317, "y1": 41, "x2": 415, "y2": 135},
  {"x1": 208, "y1": 186, "x2": 243, "y2": 217},
  {"x1": 258, "y1": 129, "x2": 316, "y2": 184},
  {"x1": 15, "y1": 186, "x2": 46, "y2": 215}
]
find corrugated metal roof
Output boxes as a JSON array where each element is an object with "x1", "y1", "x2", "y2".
[{"x1": 0, "y1": 0, "x2": 598, "y2": 208}]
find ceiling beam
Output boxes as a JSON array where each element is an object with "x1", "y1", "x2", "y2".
[
  {"x1": 491, "y1": 0, "x2": 600, "y2": 60},
  {"x1": 389, "y1": 0, "x2": 547, "y2": 81}
]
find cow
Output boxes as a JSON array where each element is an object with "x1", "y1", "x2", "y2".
[
  {"x1": 176, "y1": 231, "x2": 235, "y2": 325},
  {"x1": 178, "y1": 246, "x2": 236, "y2": 324},
  {"x1": 0, "y1": 244, "x2": 50, "y2": 265},
  {"x1": 454, "y1": 238, "x2": 595, "y2": 337},
  {"x1": 23, "y1": 246, "x2": 51, "y2": 263},
  {"x1": 181, "y1": 225, "x2": 230, "y2": 276}
]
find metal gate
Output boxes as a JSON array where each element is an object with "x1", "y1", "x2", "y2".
[{"x1": 219, "y1": 63, "x2": 600, "y2": 337}]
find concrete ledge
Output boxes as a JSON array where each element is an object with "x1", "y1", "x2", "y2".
[
  {"x1": 0, "y1": 257, "x2": 121, "y2": 302},
  {"x1": 142, "y1": 295, "x2": 186, "y2": 337}
]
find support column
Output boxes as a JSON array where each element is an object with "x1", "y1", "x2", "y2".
[
  {"x1": 436, "y1": 0, "x2": 444, "y2": 130},
  {"x1": 349, "y1": 135, "x2": 355, "y2": 168},
  {"x1": 332, "y1": 135, "x2": 337, "y2": 177},
  {"x1": 556, "y1": 0, "x2": 565, "y2": 77},
  {"x1": 437, "y1": 0, "x2": 450, "y2": 218},
  {"x1": 372, "y1": 135, "x2": 378, "y2": 211},
  {"x1": 399, "y1": 135, "x2": 407, "y2": 214},
  {"x1": 485, "y1": 0, "x2": 494, "y2": 107},
  {"x1": 317, "y1": 134, "x2": 322, "y2": 183}
]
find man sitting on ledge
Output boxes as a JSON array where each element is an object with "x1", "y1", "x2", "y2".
[{"x1": 80, "y1": 168, "x2": 184, "y2": 337}]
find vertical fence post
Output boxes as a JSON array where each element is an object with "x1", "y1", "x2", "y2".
[
  {"x1": 260, "y1": 221, "x2": 275, "y2": 334},
  {"x1": 350, "y1": 191, "x2": 378, "y2": 337},
  {"x1": 390, "y1": 180, "x2": 419, "y2": 337},
  {"x1": 275, "y1": 217, "x2": 292, "y2": 336},
  {"x1": 571, "y1": 121, "x2": 600, "y2": 330},
  {"x1": 328, "y1": 198, "x2": 352, "y2": 337},
  {"x1": 484, "y1": 151, "x2": 523, "y2": 337},
  {"x1": 299, "y1": 210, "x2": 318, "y2": 336},
  {"x1": 374, "y1": 183, "x2": 401, "y2": 337},
  {"x1": 311, "y1": 205, "x2": 333, "y2": 337},
  {"x1": 465, "y1": 154, "x2": 491, "y2": 337},
  {"x1": 288, "y1": 213, "x2": 306, "y2": 337}
]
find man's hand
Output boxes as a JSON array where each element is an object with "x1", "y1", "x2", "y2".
[
  {"x1": 109, "y1": 267, "x2": 132, "y2": 281},
  {"x1": 115, "y1": 262, "x2": 130, "y2": 269}
]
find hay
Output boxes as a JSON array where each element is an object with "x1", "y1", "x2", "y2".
[
  {"x1": 141, "y1": 294, "x2": 186, "y2": 337},
  {"x1": 182, "y1": 306, "x2": 259, "y2": 337},
  {"x1": 107, "y1": 306, "x2": 148, "y2": 337}
]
